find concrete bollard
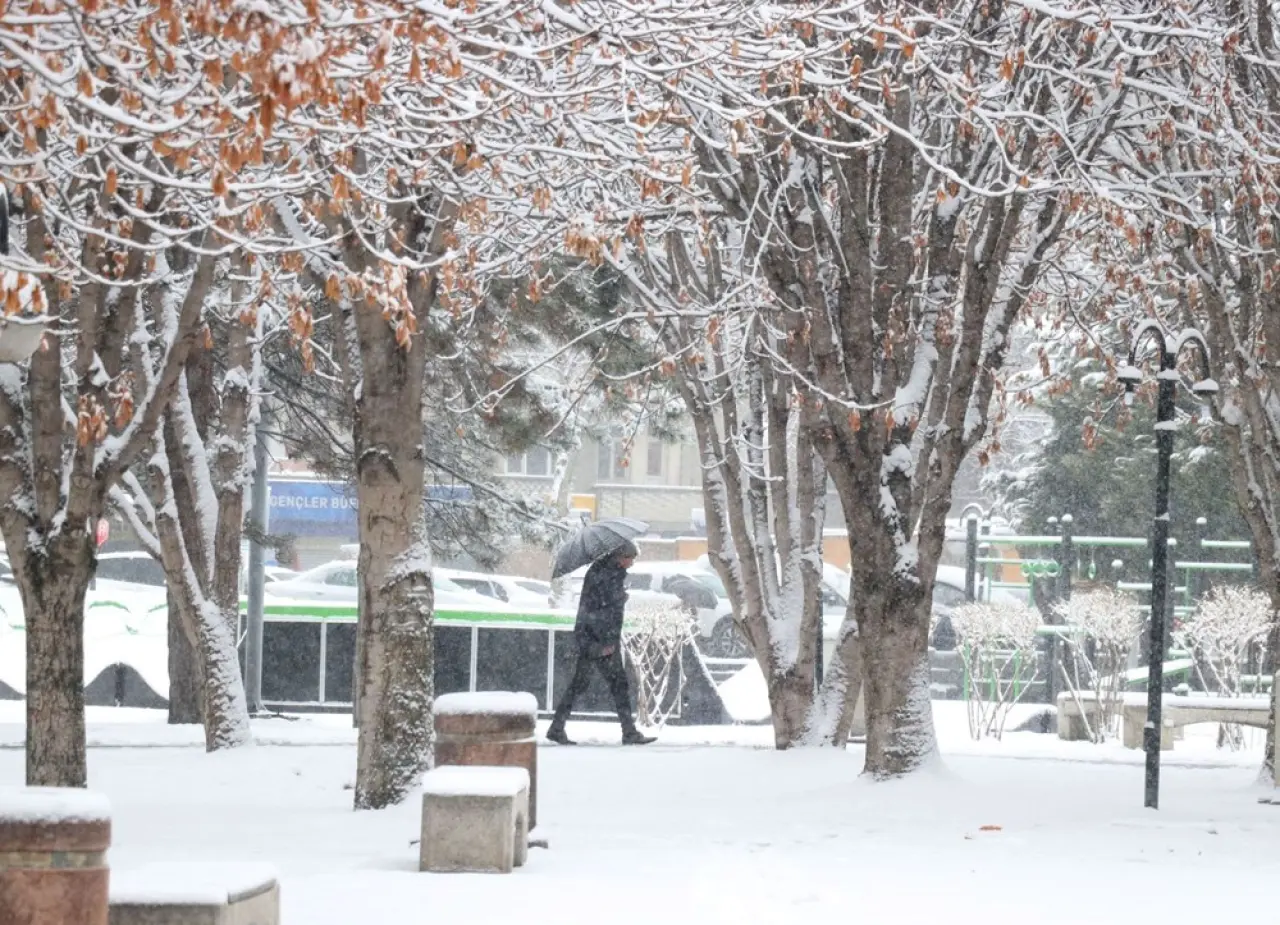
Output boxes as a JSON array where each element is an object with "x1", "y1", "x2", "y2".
[
  {"x1": 434, "y1": 691, "x2": 539, "y2": 830},
  {"x1": 0, "y1": 787, "x2": 112, "y2": 925}
]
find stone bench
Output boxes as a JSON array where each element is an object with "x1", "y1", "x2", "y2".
[
  {"x1": 1055, "y1": 692, "x2": 1120, "y2": 741},
  {"x1": 109, "y1": 862, "x2": 279, "y2": 925},
  {"x1": 1120, "y1": 696, "x2": 1271, "y2": 751},
  {"x1": 420, "y1": 766, "x2": 529, "y2": 874}
]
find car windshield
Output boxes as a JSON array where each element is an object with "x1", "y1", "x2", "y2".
[
  {"x1": 294, "y1": 563, "x2": 345, "y2": 583},
  {"x1": 690, "y1": 571, "x2": 727, "y2": 598},
  {"x1": 435, "y1": 575, "x2": 469, "y2": 594}
]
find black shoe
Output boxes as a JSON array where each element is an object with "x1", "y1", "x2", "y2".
[
  {"x1": 622, "y1": 730, "x2": 656, "y2": 745},
  {"x1": 546, "y1": 727, "x2": 577, "y2": 745}
]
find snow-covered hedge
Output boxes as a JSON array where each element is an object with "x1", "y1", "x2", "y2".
[
  {"x1": 622, "y1": 604, "x2": 697, "y2": 729},
  {"x1": 952, "y1": 600, "x2": 1041, "y2": 741},
  {"x1": 1052, "y1": 590, "x2": 1143, "y2": 743},
  {"x1": 1176, "y1": 586, "x2": 1273, "y2": 750}
]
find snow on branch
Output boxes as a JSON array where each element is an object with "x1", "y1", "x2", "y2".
[
  {"x1": 1052, "y1": 591, "x2": 1144, "y2": 743},
  {"x1": 952, "y1": 600, "x2": 1040, "y2": 740}
]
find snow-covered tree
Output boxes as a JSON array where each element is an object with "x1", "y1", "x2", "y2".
[
  {"x1": 1087, "y1": 2, "x2": 1280, "y2": 779},
  {"x1": 0, "y1": 1, "x2": 293, "y2": 785},
  {"x1": 111, "y1": 281, "x2": 268, "y2": 750},
  {"x1": 1179, "y1": 587, "x2": 1273, "y2": 694},
  {"x1": 617, "y1": 231, "x2": 860, "y2": 747},
  {"x1": 577, "y1": 1, "x2": 1161, "y2": 776},
  {"x1": 258, "y1": 0, "x2": 630, "y2": 809}
]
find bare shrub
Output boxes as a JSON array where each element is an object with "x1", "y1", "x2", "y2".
[
  {"x1": 1053, "y1": 590, "x2": 1143, "y2": 743},
  {"x1": 1177, "y1": 586, "x2": 1273, "y2": 749},
  {"x1": 622, "y1": 604, "x2": 697, "y2": 728},
  {"x1": 953, "y1": 600, "x2": 1041, "y2": 740}
]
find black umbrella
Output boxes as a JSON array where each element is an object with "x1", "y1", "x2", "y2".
[{"x1": 552, "y1": 517, "x2": 648, "y2": 579}]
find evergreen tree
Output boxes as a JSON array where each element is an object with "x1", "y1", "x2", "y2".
[{"x1": 988, "y1": 363, "x2": 1249, "y2": 575}]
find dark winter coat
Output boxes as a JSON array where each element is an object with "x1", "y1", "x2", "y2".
[{"x1": 574, "y1": 558, "x2": 628, "y2": 656}]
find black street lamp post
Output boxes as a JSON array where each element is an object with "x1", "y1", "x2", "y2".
[{"x1": 1117, "y1": 321, "x2": 1216, "y2": 809}]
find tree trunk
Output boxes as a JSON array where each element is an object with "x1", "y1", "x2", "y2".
[
  {"x1": 802, "y1": 628, "x2": 864, "y2": 746},
  {"x1": 23, "y1": 547, "x2": 93, "y2": 787},
  {"x1": 352, "y1": 445, "x2": 434, "y2": 808},
  {"x1": 351, "y1": 329, "x2": 433, "y2": 810},
  {"x1": 858, "y1": 588, "x2": 936, "y2": 777},
  {"x1": 167, "y1": 596, "x2": 203, "y2": 724},
  {"x1": 196, "y1": 601, "x2": 251, "y2": 752},
  {"x1": 1265, "y1": 613, "x2": 1280, "y2": 786},
  {"x1": 334, "y1": 189, "x2": 447, "y2": 809},
  {"x1": 766, "y1": 670, "x2": 816, "y2": 749},
  {"x1": 152, "y1": 409, "x2": 251, "y2": 751}
]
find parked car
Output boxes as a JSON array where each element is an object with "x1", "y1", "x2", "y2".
[
  {"x1": 91, "y1": 550, "x2": 294, "y2": 595},
  {"x1": 437, "y1": 569, "x2": 552, "y2": 610},
  {"x1": 95, "y1": 550, "x2": 167, "y2": 588},
  {"x1": 264, "y1": 560, "x2": 507, "y2": 612},
  {"x1": 557, "y1": 566, "x2": 686, "y2": 618}
]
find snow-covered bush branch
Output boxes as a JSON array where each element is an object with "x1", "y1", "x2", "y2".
[
  {"x1": 622, "y1": 604, "x2": 697, "y2": 730},
  {"x1": 1177, "y1": 586, "x2": 1273, "y2": 750},
  {"x1": 952, "y1": 601, "x2": 1041, "y2": 741},
  {"x1": 1053, "y1": 591, "x2": 1143, "y2": 744}
]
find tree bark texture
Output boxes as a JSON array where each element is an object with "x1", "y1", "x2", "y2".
[
  {"x1": 802, "y1": 623, "x2": 864, "y2": 747},
  {"x1": 855, "y1": 589, "x2": 935, "y2": 777},
  {"x1": 22, "y1": 545, "x2": 93, "y2": 786},
  {"x1": 350, "y1": 312, "x2": 434, "y2": 809},
  {"x1": 167, "y1": 595, "x2": 204, "y2": 724}
]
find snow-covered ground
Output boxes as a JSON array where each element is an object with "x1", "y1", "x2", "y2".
[{"x1": 0, "y1": 701, "x2": 1277, "y2": 924}]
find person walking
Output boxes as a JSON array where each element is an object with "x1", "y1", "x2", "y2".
[{"x1": 547, "y1": 542, "x2": 656, "y2": 746}]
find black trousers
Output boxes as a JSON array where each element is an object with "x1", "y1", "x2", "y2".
[{"x1": 551, "y1": 646, "x2": 636, "y2": 732}]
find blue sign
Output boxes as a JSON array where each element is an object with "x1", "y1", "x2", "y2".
[{"x1": 267, "y1": 479, "x2": 473, "y2": 538}]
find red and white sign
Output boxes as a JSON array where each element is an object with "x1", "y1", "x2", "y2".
[{"x1": 95, "y1": 518, "x2": 110, "y2": 548}]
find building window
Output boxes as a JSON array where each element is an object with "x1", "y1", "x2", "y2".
[
  {"x1": 646, "y1": 435, "x2": 663, "y2": 477},
  {"x1": 506, "y1": 447, "x2": 551, "y2": 476},
  {"x1": 596, "y1": 439, "x2": 629, "y2": 481}
]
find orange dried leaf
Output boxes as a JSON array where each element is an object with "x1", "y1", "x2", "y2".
[{"x1": 114, "y1": 395, "x2": 134, "y2": 429}]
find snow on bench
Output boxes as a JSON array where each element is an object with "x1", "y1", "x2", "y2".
[
  {"x1": 1118, "y1": 694, "x2": 1271, "y2": 751},
  {"x1": 0, "y1": 786, "x2": 111, "y2": 824},
  {"x1": 434, "y1": 691, "x2": 538, "y2": 718},
  {"x1": 420, "y1": 765, "x2": 529, "y2": 874},
  {"x1": 109, "y1": 861, "x2": 279, "y2": 925},
  {"x1": 1057, "y1": 691, "x2": 1271, "y2": 750},
  {"x1": 423, "y1": 765, "x2": 531, "y2": 799}
]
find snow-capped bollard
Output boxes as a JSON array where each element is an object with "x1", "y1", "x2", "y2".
[
  {"x1": 434, "y1": 691, "x2": 539, "y2": 830},
  {"x1": 0, "y1": 787, "x2": 112, "y2": 925}
]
